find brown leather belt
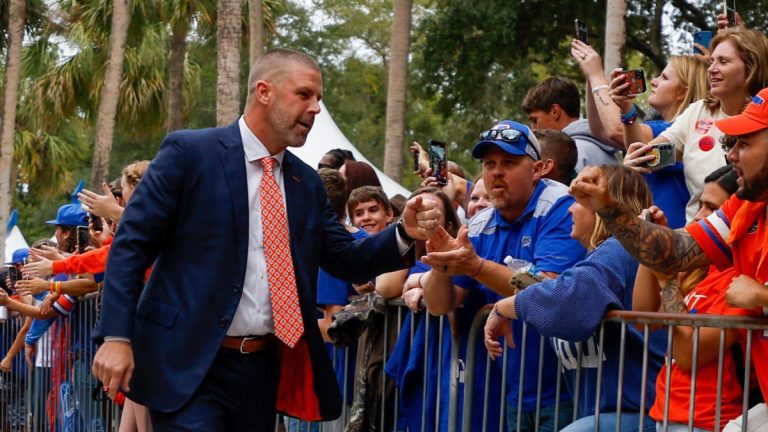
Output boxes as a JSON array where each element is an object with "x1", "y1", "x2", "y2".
[{"x1": 221, "y1": 335, "x2": 273, "y2": 354}]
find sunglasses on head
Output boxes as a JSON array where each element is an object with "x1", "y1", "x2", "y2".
[{"x1": 479, "y1": 128, "x2": 523, "y2": 143}]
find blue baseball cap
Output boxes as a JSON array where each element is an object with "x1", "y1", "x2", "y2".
[
  {"x1": 5, "y1": 248, "x2": 28, "y2": 265},
  {"x1": 471, "y1": 120, "x2": 541, "y2": 161},
  {"x1": 46, "y1": 203, "x2": 88, "y2": 227}
]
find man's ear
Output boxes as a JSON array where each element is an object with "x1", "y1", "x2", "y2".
[
  {"x1": 254, "y1": 80, "x2": 272, "y2": 105},
  {"x1": 539, "y1": 159, "x2": 555, "y2": 177},
  {"x1": 532, "y1": 159, "x2": 545, "y2": 183},
  {"x1": 549, "y1": 104, "x2": 562, "y2": 121}
]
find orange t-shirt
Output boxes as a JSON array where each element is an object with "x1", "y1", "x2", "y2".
[
  {"x1": 687, "y1": 196, "x2": 768, "y2": 402},
  {"x1": 649, "y1": 266, "x2": 745, "y2": 430}
]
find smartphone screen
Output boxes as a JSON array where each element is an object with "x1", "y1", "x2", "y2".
[
  {"x1": 76, "y1": 225, "x2": 90, "y2": 254},
  {"x1": 428, "y1": 140, "x2": 448, "y2": 186},
  {"x1": 412, "y1": 150, "x2": 420, "y2": 173},
  {"x1": 623, "y1": 69, "x2": 647, "y2": 95},
  {"x1": 574, "y1": 19, "x2": 588, "y2": 44}
]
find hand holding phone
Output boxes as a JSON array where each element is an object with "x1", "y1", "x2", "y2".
[
  {"x1": 640, "y1": 142, "x2": 676, "y2": 171},
  {"x1": 723, "y1": 0, "x2": 737, "y2": 27},
  {"x1": 574, "y1": 19, "x2": 588, "y2": 44},
  {"x1": 622, "y1": 69, "x2": 647, "y2": 95},
  {"x1": 428, "y1": 140, "x2": 448, "y2": 186}
]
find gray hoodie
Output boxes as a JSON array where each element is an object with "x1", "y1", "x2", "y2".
[{"x1": 563, "y1": 119, "x2": 619, "y2": 172}]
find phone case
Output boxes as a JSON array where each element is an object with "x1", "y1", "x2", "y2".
[
  {"x1": 644, "y1": 143, "x2": 676, "y2": 171},
  {"x1": 624, "y1": 70, "x2": 646, "y2": 95}
]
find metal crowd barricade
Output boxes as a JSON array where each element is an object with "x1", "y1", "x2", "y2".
[{"x1": 0, "y1": 292, "x2": 121, "y2": 431}]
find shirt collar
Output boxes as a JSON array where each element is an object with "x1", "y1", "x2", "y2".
[
  {"x1": 493, "y1": 180, "x2": 546, "y2": 228},
  {"x1": 238, "y1": 116, "x2": 285, "y2": 165}
]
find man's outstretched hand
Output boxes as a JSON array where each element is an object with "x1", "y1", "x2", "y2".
[{"x1": 401, "y1": 195, "x2": 442, "y2": 240}]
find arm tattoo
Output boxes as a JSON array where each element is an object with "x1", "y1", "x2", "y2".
[
  {"x1": 659, "y1": 279, "x2": 687, "y2": 313},
  {"x1": 596, "y1": 202, "x2": 710, "y2": 273},
  {"x1": 595, "y1": 92, "x2": 610, "y2": 107}
]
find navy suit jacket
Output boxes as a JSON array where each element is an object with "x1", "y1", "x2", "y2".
[{"x1": 93, "y1": 121, "x2": 410, "y2": 419}]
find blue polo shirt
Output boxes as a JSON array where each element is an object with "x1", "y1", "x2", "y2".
[{"x1": 455, "y1": 179, "x2": 586, "y2": 412}]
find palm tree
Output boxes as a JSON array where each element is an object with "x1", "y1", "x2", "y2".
[
  {"x1": 604, "y1": 0, "x2": 627, "y2": 73},
  {"x1": 91, "y1": 0, "x2": 132, "y2": 187},
  {"x1": 216, "y1": 0, "x2": 242, "y2": 126},
  {"x1": 382, "y1": 0, "x2": 413, "y2": 182},
  {"x1": 0, "y1": 0, "x2": 26, "y2": 260},
  {"x1": 249, "y1": 0, "x2": 265, "y2": 64},
  {"x1": 164, "y1": 0, "x2": 216, "y2": 131}
]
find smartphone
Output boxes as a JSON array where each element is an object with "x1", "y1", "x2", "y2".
[
  {"x1": 90, "y1": 213, "x2": 103, "y2": 232},
  {"x1": 412, "y1": 149, "x2": 420, "y2": 173},
  {"x1": 6, "y1": 266, "x2": 21, "y2": 291},
  {"x1": 76, "y1": 225, "x2": 90, "y2": 254},
  {"x1": 428, "y1": 140, "x2": 448, "y2": 186},
  {"x1": 693, "y1": 31, "x2": 713, "y2": 55},
  {"x1": 724, "y1": 0, "x2": 737, "y2": 27},
  {"x1": 641, "y1": 142, "x2": 676, "y2": 171},
  {"x1": 622, "y1": 69, "x2": 647, "y2": 95},
  {"x1": 574, "y1": 19, "x2": 588, "y2": 44}
]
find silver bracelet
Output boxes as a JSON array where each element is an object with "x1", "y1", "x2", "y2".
[{"x1": 591, "y1": 84, "x2": 610, "y2": 94}]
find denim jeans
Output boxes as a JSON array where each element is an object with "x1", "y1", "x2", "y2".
[
  {"x1": 507, "y1": 401, "x2": 575, "y2": 432},
  {"x1": 561, "y1": 412, "x2": 656, "y2": 432},
  {"x1": 656, "y1": 422, "x2": 709, "y2": 432}
]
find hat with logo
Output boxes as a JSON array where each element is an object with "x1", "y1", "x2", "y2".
[
  {"x1": 5, "y1": 248, "x2": 28, "y2": 265},
  {"x1": 46, "y1": 203, "x2": 88, "y2": 227},
  {"x1": 716, "y1": 88, "x2": 768, "y2": 136},
  {"x1": 471, "y1": 120, "x2": 541, "y2": 161}
]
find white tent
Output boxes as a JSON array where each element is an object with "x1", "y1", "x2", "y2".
[{"x1": 290, "y1": 101, "x2": 411, "y2": 199}]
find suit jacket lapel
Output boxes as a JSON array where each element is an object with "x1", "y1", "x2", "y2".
[
  {"x1": 282, "y1": 151, "x2": 307, "y2": 243},
  {"x1": 219, "y1": 122, "x2": 249, "y2": 273}
]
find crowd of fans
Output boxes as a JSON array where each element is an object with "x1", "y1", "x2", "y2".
[{"x1": 3, "y1": 9, "x2": 768, "y2": 432}]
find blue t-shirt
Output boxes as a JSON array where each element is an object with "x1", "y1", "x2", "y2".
[
  {"x1": 643, "y1": 120, "x2": 689, "y2": 228},
  {"x1": 317, "y1": 227, "x2": 367, "y2": 404},
  {"x1": 515, "y1": 237, "x2": 667, "y2": 418},
  {"x1": 455, "y1": 179, "x2": 586, "y2": 412}
]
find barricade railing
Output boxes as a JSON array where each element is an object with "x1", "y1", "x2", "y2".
[
  {"x1": 6, "y1": 291, "x2": 768, "y2": 432},
  {"x1": 0, "y1": 291, "x2": 120, "y2": 432}
]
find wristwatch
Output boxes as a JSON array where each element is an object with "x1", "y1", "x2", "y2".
[{"x1": 396, "y1": 219, "x2": 415, "y2": 244}]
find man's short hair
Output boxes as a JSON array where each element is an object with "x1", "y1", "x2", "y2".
[
  {"x1": 318, "y1": 168, "x2": 348, "y2": 220},
  {"x1": 522, "y1": 76, "x2": 581, "y2": 118},
  {"x1": 245, "y1": 48, "x2": 320, "y2": 107},
  {"x1": 535, "y1": 129, "x2": 578, "y2": 184},
  {"x1": 347, "y1": 186, "x2": 392, "y2": 218}
]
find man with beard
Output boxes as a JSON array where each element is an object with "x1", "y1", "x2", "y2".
[
  {"x1": 90, "y1": 48, "x2": 442, "y2": 430},
  {"x1": 421, "y1": 120, "x2": 586, "y2": 431},
  {"x1": 568, "y1": 87, "x2": 768, "y2": 403}
]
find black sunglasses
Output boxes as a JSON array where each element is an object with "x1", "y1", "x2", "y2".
[{"x1": 479, "y1": 128, "x2": 523, "y2": 143}]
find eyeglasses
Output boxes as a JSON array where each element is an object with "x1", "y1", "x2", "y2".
[{"x1": 479, "y1": 128, "x2": 523, "y2": 143}]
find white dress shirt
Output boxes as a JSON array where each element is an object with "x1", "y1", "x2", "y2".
[{"x1": 226, "y1": 116, "x2": 287, "y2": 336}]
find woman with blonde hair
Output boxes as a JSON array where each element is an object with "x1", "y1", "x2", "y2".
[
  {"x1": 572, "y1": 37, "x2": 710, "y2": 228},
  {"x1": 614, "y1": 28, "x2": 768, "y2": 222},
  {"x1": 484, "y1": 165, "x2": 666, "y2": 432}
]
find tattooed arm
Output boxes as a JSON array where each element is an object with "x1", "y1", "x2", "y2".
[
  {"x1": 659, "y1": 279, "x2": 687, "y2": 313},
  {"x1": 595, "y1": 201, "x2": 710, "y2": 273},
  {"x1": 571, "y1": 166, "x2": 711, "y2": 274}
]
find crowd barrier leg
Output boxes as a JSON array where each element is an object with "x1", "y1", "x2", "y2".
[{"x1": 714, "y1": 328, "x2": 726, "y2": 432}]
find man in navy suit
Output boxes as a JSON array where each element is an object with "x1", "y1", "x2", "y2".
[{"x1": 91, "y1": 49, "x2": 440, "y2": 430}]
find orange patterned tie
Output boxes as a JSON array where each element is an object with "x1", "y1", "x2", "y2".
[{"x1": 259, "y1": 157, "x2": 304, "y2": 348}]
